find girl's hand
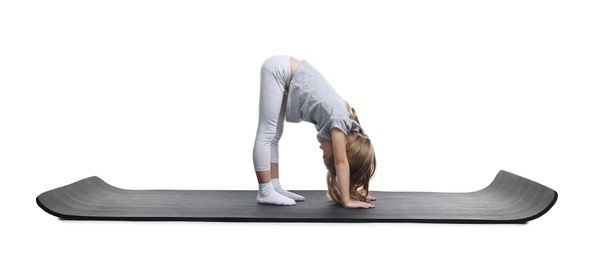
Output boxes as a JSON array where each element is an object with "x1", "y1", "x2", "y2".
[
  {"x1": 366, "y1": 195, "x2": 377, "y2": 202},
  {"x1": 343, "y1": 200, "x2": 375, "y2": 209}
]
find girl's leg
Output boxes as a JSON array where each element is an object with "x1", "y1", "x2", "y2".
[
  {"x1": 267, "y1": 89, "x2": 287, "y2": 180},
  {"x1": 254, "y1": 94, "x2": 286, "y2": 184},
  {"x1": 269, "y1": 97, "x2": 305, "y2": 201},
  {"x1": 253, "y1": 56, "x2": 295, "y2": 205}
]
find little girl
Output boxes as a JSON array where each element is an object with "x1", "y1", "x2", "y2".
[{"x1": 253, "y1": 55, "x2": 377, "y2": 209}]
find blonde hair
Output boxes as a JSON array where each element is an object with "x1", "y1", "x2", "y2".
[{"x1": 326, "y1": 101, "x2": 376, "y2": 204}]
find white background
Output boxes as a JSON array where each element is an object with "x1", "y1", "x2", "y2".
[{"x1": 1, "y1": 0, "x2": 599, "y2": 259}]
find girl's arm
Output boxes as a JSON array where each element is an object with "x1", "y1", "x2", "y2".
[{"x1": 331, "y1": 128, "x2": 375, "y2": 209}]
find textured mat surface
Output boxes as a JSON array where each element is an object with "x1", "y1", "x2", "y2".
[{"x1": 36, "y1": 170, "x2": 557, "y2": 223}]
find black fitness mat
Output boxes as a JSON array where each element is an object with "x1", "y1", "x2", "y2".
[{"x1": 36, "y1": 170, "x2": 557, "y2": 223}]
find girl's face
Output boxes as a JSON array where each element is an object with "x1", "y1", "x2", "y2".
[{"x1": 319, "y1": 141, "x2": 334, "y2": 170}]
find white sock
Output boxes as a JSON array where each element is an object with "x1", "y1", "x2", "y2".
[
  {"x1": 271, "y1": 178, "x2": 305, "y2": 202},
  {"x1": 257, "y1": 182, "x2": 296, "y2": 206}
]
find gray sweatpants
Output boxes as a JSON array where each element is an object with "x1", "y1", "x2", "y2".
[{"x1": 253, "y1": 55, "x2": 292, "y2": 172}]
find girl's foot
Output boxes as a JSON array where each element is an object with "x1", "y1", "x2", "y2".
[
  {"x1": 271, "y1": 179, "x2": 305, "y2": 202},
  {"x1": 257, "y1": 182, "x2": 296, "y2": 206}
]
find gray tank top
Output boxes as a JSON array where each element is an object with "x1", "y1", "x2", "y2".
[{"x1": 285, "y1": 60, "x2": 360, "y2": 142}]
